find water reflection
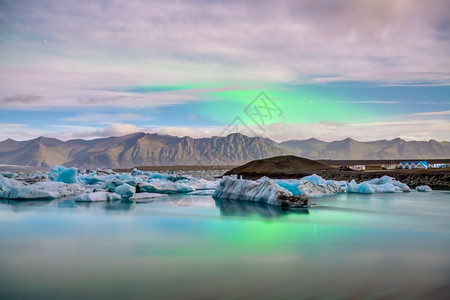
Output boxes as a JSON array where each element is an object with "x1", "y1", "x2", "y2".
[
  {"x1": 0, "y1": 199, "x2": 52, "y2": 212},
  {"x1": 74, "y1": 199, "x2": 136, "y2": 213},
  {"x1": 105, "y1": 200, "x2": 136, "y2": 212},
  {"x1": 214, "y1": 198, "x2": 309, "y2": 218}
]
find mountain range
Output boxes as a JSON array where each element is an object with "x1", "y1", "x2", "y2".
[{"x1": 0, "y1": 133, "x2": 449, "y2": 168}]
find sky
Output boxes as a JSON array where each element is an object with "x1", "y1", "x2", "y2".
[{"x1": 0, "y1": 0, "x2": 449, "y2": 142}]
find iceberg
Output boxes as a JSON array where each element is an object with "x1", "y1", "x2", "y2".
[
  {"x1": 187, "y1": 178, "x2": 219, "y2": 190},
  {"x1": 416, "y1": 185, "x2": 432, "y2": 192},
  {"x1": 138, "y1": 180, "x2": 195, "y2": 194},
  {"x1": 105, "y1": 179, "x2": 125, "y2": 191},
  {"x1": 114, "y1": 183, "x2": 136, "y2": 198},
  {"x1": 74, "y1": 192, "x2": 122, "y2": 202},
  {"x1": 367, "y1": 176, "x2": 411, "y2": 192},
  {"x1": 272, "y1": 179, "x2": 302, "y2": 195},
  {"x1": 1, "y1": 180, "x2": 86, "y2": 200},
  {"x1": 1, "y1": 167, "x2": 221, "y2": 201},
  {"x1": 1, "y1": 171, "x2": 17, "y2": 178},
  {"x1": 213, "y1": 176, "x2": 309, "y2": 207},
  {"x1": 347, "y1": 180, "x2": 376, "y2": 194},
  {"x1": 348, "y1": 176, "x2": 411, "y2": 194},
  {"x1": 129, "y1": 193, "x2": 169, "y2": 202},
  {"x1": 50, "y1": 165, "x2": 78, "y2": 184},
  {"x1": 213, "y1": 174, "x2": 412, "y2": 205},
  {"x1": 298, "y1": 180, "x2": 343, "y2": 197},
  {"x1": 0, "y1": 176, "x2": 25, "y2": 191},
  {"x1": 273, "y1": 175, "x2": 343, "y2": 197}
]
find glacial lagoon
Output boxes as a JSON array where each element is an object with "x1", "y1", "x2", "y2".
[{"x1": 0, "y1": 191, "x2": 449, "y2": 299}]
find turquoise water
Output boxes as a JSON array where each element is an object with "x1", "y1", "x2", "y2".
[{"x1": 0, "y1": 191, "x2": 449, "y2": 299}]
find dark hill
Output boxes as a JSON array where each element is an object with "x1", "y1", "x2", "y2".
[{"x1": 223, "y1": 155, "x2": 330, "y2": 179}]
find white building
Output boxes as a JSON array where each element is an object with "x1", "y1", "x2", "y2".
[{"x1": 397, "y1": 161, "x2": 428, "y2": 169}]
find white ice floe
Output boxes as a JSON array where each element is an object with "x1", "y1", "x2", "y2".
[
  {"x1": 347, "y1": 180, "x2": 375, "y2": 194},
  {"x1": 213, "y1": 176, "x2": 295, "y2": 206},
  {"x1": 129, "y1": 193, "x2": 169, "y2": 202},
  {"x1": 272, "y1": 174, "x2": 343, "y2": 197},
  {"x1": 416, "y1": 185, "x2": 433, "y2": 192},
  {"x1": 138, "y1": 179, "x2": 195, "y2": 194},
  {"x1": 114, "y1": 183, "x2": 136, "y2": 198},
  {"x1": 187, "y1": 178, "x2": 219, "y2": 190},
  {"x1": 298, "y1": 180, "x2": 343, "y2": 197},
  {"x1": 214, "y1": 174, "x2": 412, "y2": 204},
  {"x1": 0, "y1": 179, "x2": 86, "y2": 200},
  {"x1": 347, "y1": 176, "x2": 410, "y2": 194},
  {"x1": 74, "y1": 192, "x2": 122, "y2": 202},
  {"x1": 0, "y1": 166, "x2": 221, "y2": 200}
]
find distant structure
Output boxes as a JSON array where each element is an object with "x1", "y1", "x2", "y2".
[
  {"x1": 429, "y1": 163, "x2": 447, "y2": 168},
  {"x1": 397, "y1": 161, "x2": 428, "y2": 169},
  {"x1": 340, "y1": 165, "x2": 366, "y2": 171},
  {"x1": 381, "y1": 164, "x2": 396, "y2": 170}
]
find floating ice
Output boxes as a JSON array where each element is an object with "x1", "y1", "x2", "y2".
[
  {"x1": 347, "y1": 180, "x2": 376, "y2": 194},
  {"x1": 213, "y1": 176, "x2": 308, "y2": 207},
  {"x1": 272, "y1": 179, "x2": 302, "y2": 195},
  {"x1": 416, "y1": 185, "x2": 432, "y2": 192},
  {"x1": 50, "y1": 165, "x2": 78, "y2": 184},
  {"x1": 1, "y1": 167, "x2": 220, "y2": 200},
  {"x1": 1, "y1": 171, "x2": 17, "y2": 178},
  {"x1": 74, "y1": 192, "x2": 121, "y2": 202},
  {"x1": 129, "y1": 193, "x2": 169, "y2": 202},
  {"x1": 0, "y1": 180, "x2": 86, "y2": 200},
  {"x1": 348, "y1": 176, "x2": 410, "y2": 194},
  {"x1": 187, "y1": 178, "x2": 219, "y2": 190},
  {"x1": 138, "y1": 179, "x2": 195, "y2": 194},
  {"x1": 367, "y1": 176, "x2": 411, "y2": 192},
  {"x1": 214, "y1": 174, "x2": 412, "y2": 204},
  {"x1": 273, "y1": 176, "x2": 343, "y2": 197},
  {"x1": 298, "y1": 180, "x2": 343, "y2": 197},
  {"x1": 0, "y1": 177, "x2": 25, "y2": 192},
  {"x1": 115, "y1": 183, "x2": 135, "y2": 198}
]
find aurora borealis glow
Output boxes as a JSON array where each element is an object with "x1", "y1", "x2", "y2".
[{"x1": 0, "y1": 0, "x2": 449, "y2": 141}]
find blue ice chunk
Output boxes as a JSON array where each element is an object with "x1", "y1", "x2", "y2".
[
  {"x1": 416, "y1": 185, "x2": 432, "y2": 192},
  {"x1": 114, "y1": 183, "x2": 135, "y2": 198},
  {"x1": 347, "y1": 180, "x2": 375, "y2": 194},
  {"x1": 105, "y1": 179, "x2": 123, "y2": 191},
  {"x1": 132, "y1": 176, "x2": 145, "y2": 184},
  {"x1": 78, "y1": 173, "x2": 101, "y2": 185},
  {"x1": 272, "y1": 179, "x2": 301, "y2": 196},
  {"x1": 371, "y1": 182, "x2": 401, "y2": 193},
  {"x1": 1, "y1": 171, "x2": 16, "y2": 178},
  {"x1": 300, "y1": 174, "x2": 327, "y2": 186},
  {"x1": 119, "y1": 173, "x2": 132, "y2": 181},
  {"x1": 50, "y1": 165, "x2": 77, "y2": 184}
]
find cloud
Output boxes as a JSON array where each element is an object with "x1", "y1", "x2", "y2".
[
  {"x1": 0, "y1": 1, "x2": 449, "y2": 142},
  {"x1": 409, "y1": 110, "x2": 450, "y2": 117},
  {"x1": 64, "y1": 113, "x2": 146, "y2": 124},
  {"x1": 1, "y1": 0, "x2": 449, "y2": 104},
  {"x1": 96, "y1": 123, "x2": 143, "y2": 137},
  {"x1": 2, "y1": 94, "x2": 42, "y2": 104}
]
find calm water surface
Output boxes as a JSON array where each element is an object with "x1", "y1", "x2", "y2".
[{"x1": 0, "y1": 191, "x2": 449, "y2": 299}]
